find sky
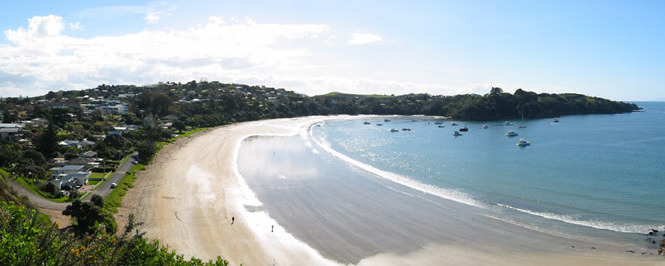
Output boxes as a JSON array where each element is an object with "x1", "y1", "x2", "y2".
[{"x1": 0, "y1": 0, "x2": 663, "y2": 101}]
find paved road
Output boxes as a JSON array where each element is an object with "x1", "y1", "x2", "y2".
[
  {"x1": 88, "y1": 153, "x2": 138, "y2": 199},
  {"x1": 6, "y1": 152, "x2": 138, "y2": 211},
  {"x1": 7, "y1": 178, "x2": 67, "y2": 211}
]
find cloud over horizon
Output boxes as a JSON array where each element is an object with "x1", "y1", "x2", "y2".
[{"x1": 0, "y1": 14, "x2": 483, "y2": 98}]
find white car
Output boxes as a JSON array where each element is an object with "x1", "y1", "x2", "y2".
[{"x1": 110, "y1": 183, "x2": 117, "y2": 188}]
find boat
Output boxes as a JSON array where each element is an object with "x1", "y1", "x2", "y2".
[
  {"x1": 459, "y1": 125, "x2": 468, "y2": 131},
  {"x1": 481, "y1": 124, "x2": 489, "y2": 129},
  {"x1": 453, "y1": 131, "x2": 463, "y2": 136},
  {"x1": 504, "y1": 121, "x2": 514, "y2": 126},
  {"x1": 505, "y1": 130, "x2": 519, "y2": 137},
  {"x1": 384, "y1": 119, "x2": 391, "y2": 122},
  {"x1": 376, "y1": 123, "x2": 383, "y2": 126},
  {"x1": 434, "y1": 121, "x2": 443, "y2": 125},
  {"x1": 438, "y1": 125, "x2": 445, "y2": 128},
  {"x1": 553, "y1": 118, "x2": 559, "y2": 123},
  {"x1": 363, "y1": 121, "x2": 370, "y2": 125},
  {"x1": 390, "y1": 128, "x2": 399, "y2": 132},
  {"x1": 517, "y1": 114, "x2": 527, "y2": 128},
  {"x1": 402, "y1": 128, "x2": 412, "y2": 131},
  {"x1": 451, "y1": 122, "x2": 458, "y2": 126},
  {"x1": 516, "y1": 139, "x2": 531, "y2": 146}
]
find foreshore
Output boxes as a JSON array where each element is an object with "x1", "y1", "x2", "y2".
[{"x1": 118, "y1": 116, "x2": 662, "y2": 265}]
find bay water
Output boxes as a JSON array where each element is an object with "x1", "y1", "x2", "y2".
[{"x1": 238, "y1": 102, "x2": 665, "y2": 261}]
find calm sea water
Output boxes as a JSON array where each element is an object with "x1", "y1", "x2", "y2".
[{"x1": 309, "y1": 102, "x2": 665, "y2": 240}]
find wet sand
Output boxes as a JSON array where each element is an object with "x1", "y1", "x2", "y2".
[{"x1": 119, "y1": 116, "x2": 664, "y2": 265}]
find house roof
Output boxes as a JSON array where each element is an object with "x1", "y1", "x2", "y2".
[{"x1": 51, "y1": 165, "x2": 85, "y2": 171}]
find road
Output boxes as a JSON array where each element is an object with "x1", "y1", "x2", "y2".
[
  {"x1": 88, "y1": 153, "x2": 138, "y2": 199},
  {"x1": 6, "y1": 152, "x2": 139, "y2": 211}
]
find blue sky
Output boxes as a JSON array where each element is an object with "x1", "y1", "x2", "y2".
[{"x1": 1, "y1": 0, "x2": 663, "y2": 101}]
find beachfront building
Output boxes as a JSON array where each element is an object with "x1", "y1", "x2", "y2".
[
  {"x1": 48, "y1": 172, "x2": 90, "y2": 190},
  {"x1": 50, "y1": 165, "x2": 87, "y2": 177}
]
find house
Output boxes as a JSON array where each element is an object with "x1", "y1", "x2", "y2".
[
  {"x1": 0, "y1": 127, "x2": 20, "y2": 142},
  {"x1": 80, "y1": 151, "x2": 98, "y2": 158},
  {"x1": 48, "y1": 172, "x2": 90, "y2": 190},
  {"x1": 59, "y1": 140, "x2": 81, "y2": 149},
  {"x1": 63, "y1": 172, "x2": 90, "y2": 186},
  {"x1": 80, "y1": 139, "x2": 96, "y2": 148},
  {"x1": 50, "y1": 165, "x2": 86, "y2": 177}
]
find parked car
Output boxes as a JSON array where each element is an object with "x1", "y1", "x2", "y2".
[{"x1": 110, "y1": 183, "x2": 117, "y2": 188}]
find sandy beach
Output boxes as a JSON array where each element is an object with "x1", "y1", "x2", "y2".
[{"x1": 118, "y1": 116, "x2": 663, "y2": 265}]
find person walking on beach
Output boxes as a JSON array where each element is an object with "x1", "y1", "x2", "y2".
[
  {"x1": 231, "y1": 216, "x2": 234, "y2": 225},
  {"x1": 271, "y1": 225, "x2": 274, "y2": 233}
]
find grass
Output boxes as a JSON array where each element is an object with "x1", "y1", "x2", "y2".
[
  {"x1": 12, "y1": 175, "x2": 70, "y2": 203},
  {"x1": 104, "y1": 164, "x2": 144, "y2": 213},
  {"x1": 157, "y1": 127, "x2": 210, "y2": 151}
]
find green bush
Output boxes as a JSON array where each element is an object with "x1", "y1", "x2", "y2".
[{"x1": 0, "y1": 201, "x2": 229, "y2": 265}]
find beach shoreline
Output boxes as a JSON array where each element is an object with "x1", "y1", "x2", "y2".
[{"x1": 118, "y1": 115, "x2": 663, "y2": 265}]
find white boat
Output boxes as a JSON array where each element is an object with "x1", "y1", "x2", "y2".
[
  {"x1": 505, "y1": 130, "x2": 519, "y2": 137},
  {"x1": 516, "y1": 139, "x2": 531, "y2": 146},
  {"x1": 453, "y1": 131, "x2": 463, "y2": 136},
  {"x1": 451, "y1": 122, "x2": 458, "y2": 126},
  {"x1": 517, "y1": 124, "x2": 527, "y2": 128},
  {"x1": 390, "y1": 128, "x2": 399, "y2": 132},
  {"x1": 481, "y1": 124, "x2": 489, "y2": 129},
  {"x1": 504, "y1": 121, "x2": 514, "y2": 126},
  {"x1": 459, "y1": 125, "x2": 468, "y2": 132},
  {"x1": 553, "y1": 118, "x2": 560, "y2": 123}
]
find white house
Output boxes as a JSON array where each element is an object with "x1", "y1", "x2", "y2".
[{"x1": 50, "y1": 165, "x2": 86, "y2": 177}]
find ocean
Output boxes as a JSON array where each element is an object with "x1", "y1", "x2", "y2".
[{"x1": 237, "y1": 101, "x2": 665, "y2": 262}]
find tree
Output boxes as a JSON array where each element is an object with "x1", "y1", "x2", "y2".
[
  {"x1": 62, "y1": 200, "x2": 105, "y2": 235},
  {"x1": 91, "y1": 194, "x2": 104, "y2": 207},
  {"x1": 23, "y1": 150, "x2": 46, "y2": 166},
  {"x1": 136, "y1": 141, "x2": 156, "y2": 164},
  {"x1": 37, "y1": 120, "x2": 58, "y2": 158},
  {"x1": 172, "y1": 120, "x2": 186, "y2": 132}
]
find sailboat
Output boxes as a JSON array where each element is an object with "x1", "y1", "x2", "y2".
[{"x1": 517, "y1": 108, "x2": 527, "y2": 128}]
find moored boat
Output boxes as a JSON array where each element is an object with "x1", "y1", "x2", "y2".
[
  {"x1": 505, "y1": 130, "x2": 519, "y2": 137},
  {"x1": 516, "y1": 138, "x2": 531, "y2": 146}
]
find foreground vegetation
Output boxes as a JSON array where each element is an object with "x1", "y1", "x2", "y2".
[{"x1": 0, "y1": 201, "x2": 228, "y2": 265}]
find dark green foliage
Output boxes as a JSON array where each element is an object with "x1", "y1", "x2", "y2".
[
  {"x1": 0, "y1": 142, "x2": 22, "y2": 167},
  {"x1": 62, "y1": 200, "x2": 107, "y2": 235},
  {"x1": 0, "y1": 202, "x2": 229, "y2": 265},
  {"x1": 22, "y1": 150, "x2": 46, "y2": 166},
  {"x1": 91, "y1": 195, "x2": 103, "y2": 208},
  {"x1": 136, "y1": 141, "x2": 157, "y2": 164},
  {"x1": 37, "y1": 120, "x2": 59, "y2": 158},
  {"x1": 42, "y1": 182, "x2": 57, "y2": 194}
]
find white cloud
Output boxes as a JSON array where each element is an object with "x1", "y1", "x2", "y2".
[
  {"x1": 0, "y1": 15, "x2": 468, "y2": 98},
  {"x1": 0, "y1": 15, "x2": 332, "y2": 96},
  {"x1": 348, "y1": 33, "x2": 382, "y2": 45},
  {"x1": 145, "y1": 12, "x2": 162, "y2": 24}
]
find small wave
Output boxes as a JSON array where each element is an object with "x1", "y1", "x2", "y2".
[
  {"x1": 495, "y1": 203, "x2": 662, "y2": 234},
  {"x1": 309, "y1": 125, "x2": 482, "y2": 208}
]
